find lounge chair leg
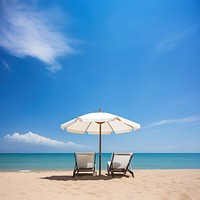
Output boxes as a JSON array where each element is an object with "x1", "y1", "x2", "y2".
[
  {"x1": 73, "y1": 169, "x2": 76, "y2": 178},
  {"x1": 128, "y1": 169, "x2": 134, "y2": 177},
  {"x1": 107, "y1": 167, "x2": 110, "y2": 174}
]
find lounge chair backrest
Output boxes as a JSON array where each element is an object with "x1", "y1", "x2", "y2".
[
  {"x1": 75, "y1": 153, "x2": 95, "y2": 169},
  {"x1": 112, "y1": 153, "x2": 133, "y2": 169}
]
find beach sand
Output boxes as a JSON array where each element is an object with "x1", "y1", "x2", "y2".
[{"x1": 0, "y1": 170, "x2": 200, "y2": 200}]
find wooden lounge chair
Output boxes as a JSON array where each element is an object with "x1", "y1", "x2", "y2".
[
  {"x1": 107, "y1": 153, "x2": 134, "y2": 177},
  {"x1": 73, "y1": 152, "x2": 96, "y2": 177}
]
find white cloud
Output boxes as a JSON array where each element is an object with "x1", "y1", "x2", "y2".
[
  {"x1": 1, "y1": 60, "x2": 11, "y2": 71},
  {"x1": 0, "y1": 0, "x2": 74, "y2": 72},
  {"x1": 154, "y1": 24, "x2": 199, "y2": 55},
  {"x1": 4, "y1": 131, "x2": 86, "y2": 148},
  {"x1": 147, "y1": 116, "x2": 200, "y2": 128}
]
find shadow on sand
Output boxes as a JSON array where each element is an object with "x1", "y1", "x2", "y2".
[{"x1": 40, "y1": 173, "x2": 131, "y2": 181}]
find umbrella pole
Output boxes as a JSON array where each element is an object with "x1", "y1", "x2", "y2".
[{"x1": 99, "y1": 123, "x2": 102, "y2": 176}]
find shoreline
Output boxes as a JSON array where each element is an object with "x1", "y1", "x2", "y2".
[
  {"x1": 1, "y1": 168, "x2": 200, "y2": 172},
  {"x1": 1, "y1": 169, "x2": 200, "y2": 199}
]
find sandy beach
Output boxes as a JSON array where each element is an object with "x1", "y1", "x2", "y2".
[{"x1": 0, "y1": 170, "x2": 200, "y2": 200}]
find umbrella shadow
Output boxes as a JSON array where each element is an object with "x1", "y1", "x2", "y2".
[{"x1": 40, "y1": 173, "x2": 131, "y2": 181}]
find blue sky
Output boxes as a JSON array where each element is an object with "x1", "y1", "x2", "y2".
[{"x1": 0, "y1": 0, "x2": 200, "y2": 153}]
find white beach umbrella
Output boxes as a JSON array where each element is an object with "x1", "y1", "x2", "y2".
[{"x1": 61, "y1": 109, "x2": 140, "y2": 176}]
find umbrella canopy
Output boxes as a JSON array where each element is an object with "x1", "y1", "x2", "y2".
[{"x1": 61, "y1": 110, "x2": 140, "y2": 175}]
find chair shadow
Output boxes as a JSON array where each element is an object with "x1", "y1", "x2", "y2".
[{"x1": 40, "y1": 173, "x2": 131, "y2": 181}]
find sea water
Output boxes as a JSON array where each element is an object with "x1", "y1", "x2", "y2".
[{"x1": 0, "y1": 153, "x2": 200, "y2": 171}]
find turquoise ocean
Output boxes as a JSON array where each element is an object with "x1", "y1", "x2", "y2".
[{"x1": 0, "y1": 153, "x2": 200, "y2": 171}]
